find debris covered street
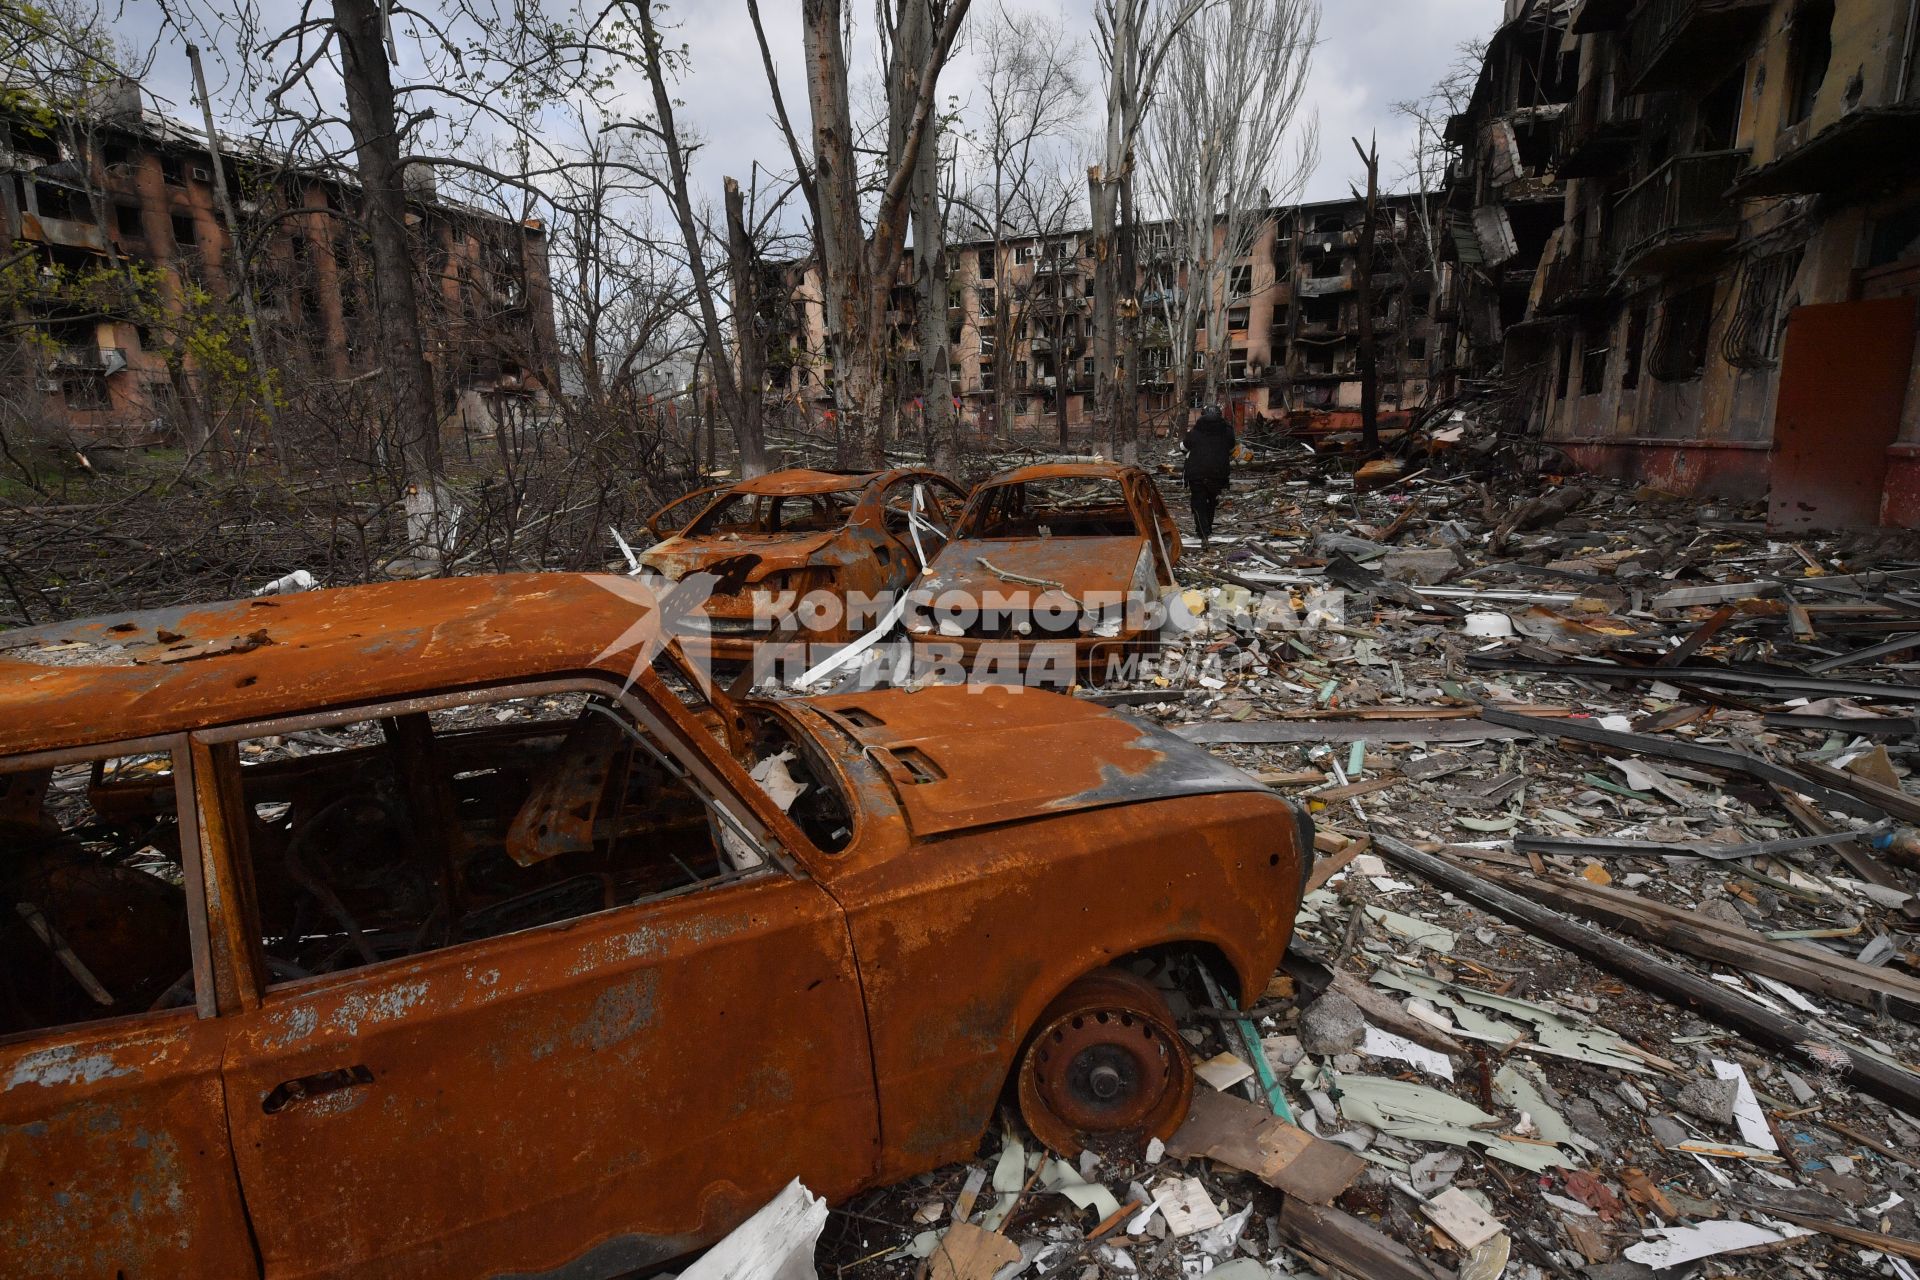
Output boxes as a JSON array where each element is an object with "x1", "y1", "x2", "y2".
[{"x1": 807, "y1": 425, "x2": 1920, "y2": 1280}]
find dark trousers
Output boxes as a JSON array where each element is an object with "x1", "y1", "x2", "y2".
[{"x1": 1189, "y1": 475, "x2": 1226, "y2": 541}]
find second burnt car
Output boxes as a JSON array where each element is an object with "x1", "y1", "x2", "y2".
[
  {"x1": 907, "y1": 462, "x2": 1185, "y2": 684},
  {"x1": 639, "y1": 467, "x2": 968, "y2": 667},
  {"x1": 0, "y1": 574, "x2": 1310, "y2": 1279}
]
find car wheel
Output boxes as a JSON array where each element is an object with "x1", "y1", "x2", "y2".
[{"x1": 1016, "y1": 967, "x2": 1193, "y2": 1157}]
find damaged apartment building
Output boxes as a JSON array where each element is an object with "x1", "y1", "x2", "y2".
[
  {"x1": 765, "y1": 199, "x2": 1440, "y2": 439},
  {"x1": 1, "y1": 78, "x2": 560, "y2": 448},
  {"x1": 1448, "y1": 0, "x2": 1920, "y2": 528}
]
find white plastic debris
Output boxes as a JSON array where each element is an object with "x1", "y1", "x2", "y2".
[
  {"x1": 253, "y1": 569, "x2": 316, "y2": 596},
  {"x1": 1625, "y1": 1221, "x2": 1808, "y2": 1268},
  {"x1": 679, "y1": 1179, "x2": 828, "y2": 1280}
]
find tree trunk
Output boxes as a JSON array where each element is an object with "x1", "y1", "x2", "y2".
[
  {"x1": 723, "y1": 177, "x2": 771, "y2": 475},
  {"x1": 1090, "y1": 166, "x2": 1121, "y2": 457},
  {"x1": 334, "y1": 0, "x2": 446, "y2": 556},
  {"x1": 1115, "y1": 171, "x2": 1139, "y2": 461},
  {"x1": 637, "y1": 2, "x2": 762, "y2": 476},
  {"x1": 1354, "y1": 138, "x2": 1380, "y2": 453},
  {"x1": 899, "y1": 0, "x2": 953, "y2": 469}
]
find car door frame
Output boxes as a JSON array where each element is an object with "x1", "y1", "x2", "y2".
[
  {"x1": 0, "y1": 731, "x2": 257, "y2": 1279},
  {"x1": 193, "y1": 674, "x2": 882, "y2": 1280}
]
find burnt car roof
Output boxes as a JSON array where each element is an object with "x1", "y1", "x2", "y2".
[
  {"x1": 731, "y1": 468, "x2": 888, "y2": 496},
  {"x1": 0, "y1": 574, "x2": 660, "y2": 757},
  {"x1": 974, "y1": 462, "x2": 1144, "y2": 487}
]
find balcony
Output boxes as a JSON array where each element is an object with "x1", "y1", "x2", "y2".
[
  {"x1": 1613, "y1": 149, "x2": 1750, "y2": 274},
  {"x1": 1535, "y1": 241, "x2": 1615, "y2": 315},
  {"x1": 50, "y1": 346, "x2": 125, "y2": 372},
  {"x1": 1557, "y1": 86, "x2": 1641, "y2": 179},
  {"x1": 1573, "y1": 0, "x2": 1634, "y2": 31},
  {"x1": 1733, "y1": 103, "x2": 1920, "y2": 198},
  {"x1": 1298, "y1": 272, "x2": 1355, "y2": 298},
  {"x1": 1625, "y1": 0, "x2": 1770, "y2": 95}
]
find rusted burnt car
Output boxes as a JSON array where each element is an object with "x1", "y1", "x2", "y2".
[
  {"x1": 639, "y1": 467, "x2": 969, "y2": 662},
  {"x1": 908, "y1": 462, "x2": 1184, "y2": 682},
  {"x1": 0, "y1": 574, "x2": 1308, "y2": 1279}
]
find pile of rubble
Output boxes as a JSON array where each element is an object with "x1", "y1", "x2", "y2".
[{"x1": 814, "y1": 446, "x2": 1920, "y2": 1280}]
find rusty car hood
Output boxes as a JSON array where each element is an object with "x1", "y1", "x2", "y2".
[
  {"x1": 641, "y1": 530, "x2": 842, "y2": 581},
  {"x1": 799, "y1": 683, "x2": 1268, "y2": 837},
  {"x1": 921, "y1": 536, "x2": 1143, "y2": 601}
]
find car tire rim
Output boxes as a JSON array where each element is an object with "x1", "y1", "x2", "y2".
[{"x1": 1017, "y1": 970, "x2": 1192, "y2": 1156}]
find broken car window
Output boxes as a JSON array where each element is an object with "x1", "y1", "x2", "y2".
[
  {"x1": 221, "y1": 692, "x2": 773, "y2": 985},
  {"x1": 0, "y1": 751, "x2": 195, "y2": 1037},
  {"x1": 961, "y1": 477, "x2": 1140, "y2": 540},
  {"x1": 744, "y1": 710, "x2": 853, "y2": 853},
  {"x1": 685, "y1": 489, "x2": 861, "y2": 538}
]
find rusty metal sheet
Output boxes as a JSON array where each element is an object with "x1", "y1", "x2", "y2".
[
  {"x1": 217, "y1": 870, "x2": 879, "y2": 1279},
  {"x1": 798, "y1": 688, "x2": 1308, "y2": 1177},
  {"x1": 0, "y1": 1012, "x2": 257, "y2": 1278},
  {"x1": 0, "y1": 575, "x2": 711, "y2": 758},
  {"x1": 809, "y1": 684, "x2": 1268, "y2": 835}
]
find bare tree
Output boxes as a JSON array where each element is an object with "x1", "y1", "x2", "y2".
[
  {"x1": 1142, "y1": 0, "x2": 1319, "y2": 419},
  {"x1": 795, "y1": 0, "x2": 971, "y2": 465},
  {"x1": 631, "y1": 1, "x2": 769, "y2": 475},
  {"x1": 1392, "y1": 38, "x2": 1484, "y2": 277},
  {"x1": 1088, "y1": 0, "x2": 1210, "y2": 463},
  {"x1": 1353, "y1": 133, "x2": 1380, "y2": 452}
]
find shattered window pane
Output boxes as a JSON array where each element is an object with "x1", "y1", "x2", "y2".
[
  {"x1": 961, "y1": 477, "x2": 1140, "y2": 539},
  {"x1": 225, "y1": 693, "x2": 769, "y2": 986},
  {"x1": 0, "y1": 752, "x2": 195, "y2": 1036}
]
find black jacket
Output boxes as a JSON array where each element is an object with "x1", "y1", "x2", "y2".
[{"x1": 1183, "y1": 413, "x2": 1236, "y2": 484}]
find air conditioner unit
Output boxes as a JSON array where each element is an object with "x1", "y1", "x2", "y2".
[
  {"x1": 36, "y1": 378, "x2": 61, "y2": 392},
  {"x1": 191, "y1": 165, "x2": 212, "y2": 183}
]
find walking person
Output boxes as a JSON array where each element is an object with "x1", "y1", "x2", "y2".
[{"x1": 1182, "y1": 404, "x2": 1236, "y2": 549}]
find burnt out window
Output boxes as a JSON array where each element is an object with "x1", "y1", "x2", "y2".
[
  {"x1": 1652, "y1": 284, "x2": 1715, "y2": 382},
  {"x1": 960, "y1": 475, "x2": 1139, "y2": 539},
  {"x1": 1785, "y1": 0, "x2": 1834, "y2": 127},
  {"x1": 115, "y1": 204, "x2": 143, "y2": 237},
  {"x1": 976, "y1": 247, "x2": 994, "y2": 279},
  {"x1": 685, "y1": 488, "x2": 861, "y2": 537},
  {"x1": 171, "y1": 213, "x2": 198, "y2": 247},
  {"x1": 0, "y1": 750, "x2": 197, "y2": 1037},
  {"x1": 1580, "y1": 331, "x2": 1609, "y2": 395},
  {"x1": 1622, "y1": 305, "x2": 1648, "y2": 389},
  {"x1": 219, "y1": 690, "x2": 785, "y2": 984}
]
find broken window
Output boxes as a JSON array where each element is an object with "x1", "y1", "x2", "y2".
[
  {"x1": 976, "y1": 247, "x2": 994, "y2": 279},
  {"x1": 1230, "y1": 265, "x2": 1253, "y2": 297},
  {"x1": 62, "y1": 373, "x2": 110, "y2": 410},
  {"x1": 1696, "y1": 67, "x2": 1745, "y2": 152},
  {"x1": 1310, "y1": 254, "x2": 1343, "y2": 280},
  {"x1": 171, "y1": 212, "x2": 198, "y2": 247},
  {"x1": 1580, "y1": 334, "x2": 1610, "y2": 396},
  {"x1": 114, "y1": 204, "x2": 143, "y2": 237},
  {"x1": 686, "y1": 490, "x2": 859, "y2": 538},
  {"x1": 1622, "y1": 305, "x2": 1648, "y2": 389},
  {"x1": 1555, "y1": 335, "x2": 1573, "y2": 401},
  {"x1": 1651, "y1": 284, "x2": 1715, "y2": 382},
  {"x1": 0, "y1": 749, "x2": 197, "y2": 1036},
  {"x1": 960, "y1": 476, "x2": 1138, "y2": 539},
  {"x1": 978, "y1": 286, "x2": 995, "y2": 317},
  {"x1": 159, "y1": 153, "x2": 185, "y2": 186},
  {"x1": 1227, "y1": 306, "x2": 1250, "y2": 331},
  {"x1": 219, "y1": 690, "x2": 788, "y2": 983},
  {"x1": 34, "y1": 182, "x2": 90, "y2": 223},
  {"x1": 1784, "y1": 0, "x2": 1834, "y2": 127}
]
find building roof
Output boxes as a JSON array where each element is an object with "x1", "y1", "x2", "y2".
[{"x1": 0, "y1": 574, "x2": 658, "y2": 756}]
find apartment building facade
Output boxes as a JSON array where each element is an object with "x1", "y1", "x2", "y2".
[
  {"x1": 2, "y1": 79, "x2": 560, "y2": 448},
  {"x1": 764, "y1": 196, "x2": 1438, "y2": 442},
  {"x1": 1457, "y1": 0, "x2": 1920, "y2": 527}
]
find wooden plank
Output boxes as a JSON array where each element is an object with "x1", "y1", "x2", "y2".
[
  {"x1": 1164, "y1": 1089, "x2": 1366, "y2": 1206},
  {"x1": 1177, "y1": 719, "x2": 1532, "y2": 745},
  {"x1": 1373, "y1": 834, "x2": 1920, "y2": 1115},
  {"x1": 1471, "y1": 865, "x2": 1920, "y2": 1020},
  {"x1": 1278, "y1": 1199, "x2": 1456, "y2": 1280}
]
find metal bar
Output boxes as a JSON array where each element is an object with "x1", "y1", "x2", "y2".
[
  {"x1": 1466, "y1": 654, "x2": 1920, "y2": 703},
  {"x1": 1374, "y1": 833, "x2": 1920, "y2": 1116},
  {"x1": 1477, "y1": 707, "x2": 1892, "y2": 821},
  {"x1": 1514, "y1": 831, "x2": 1862, "y2": 862},
  {"x1": 1804, "y1": 633, "x2": 1920, "y2": 673}
]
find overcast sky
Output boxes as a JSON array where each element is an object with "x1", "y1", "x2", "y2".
[{"x1": 133, "y1": 0, "x2": 1505, "y2": 218}]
